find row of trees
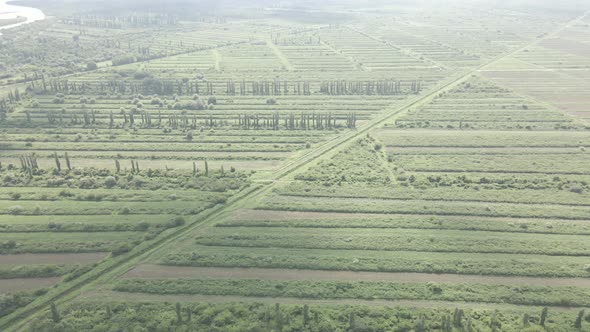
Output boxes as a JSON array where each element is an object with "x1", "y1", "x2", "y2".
[
  {"x1": 5, "y1": 89, "x2": 22, "y2": 104},
  {"x1": 32, "y1": 108, "x2": 359, "y2": 130},
  {"x1": 15, "y1": 153, "x2": 228, "y2": 179},
  {"x1": 32, "y1": 78, "x2": 425, "y2": 97},
  {"x1": 237, "y1": 112, "x2": 357, "y2": 130},
  {"x1": 320, "y1": 79, "x2": 422, "y2": 95},
  {"x1": 32, "y1": 79, "x2": 347, "y2": 97},
  {"x1": 230, "y1": 80, "x2": 312, "y2": 96},
  {"x1": 19, "y1": 154, "x2": 39, "y2": 175},
  {"x1": 31, "y1": 78, "x2": 91, "y2": 95},
  {"x1": 43, "y1": 303, "x2": 587, "y2": 332},
  {"x1": 45, "y1": 110, "x2": 97, "y2": 126},
  {"x1": 62, "y1": 14, "x2": 180, "y2": 29}
]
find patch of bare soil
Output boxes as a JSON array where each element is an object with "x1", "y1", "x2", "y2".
[{"x1": 0, "y1": 277, "x2": 60, "y2": 294}]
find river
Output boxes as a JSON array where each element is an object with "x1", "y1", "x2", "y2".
[{"x1": 0, "y1": 0, "x2": 45, "y2": 33}]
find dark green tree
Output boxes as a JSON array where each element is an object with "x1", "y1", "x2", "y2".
[
  {"x1": 65, "y1": 152, "x2": 71, "y2": 170},
  {"x1": 54, "y1": 152, "x2": 61, "y2": 172},
  {"x1": 186, "y1": 307, "x2": 192, "y2": 322},
  {"x1": 175, "y1": 302, "x2": 182, "y2": 324},
  {"x1": 50, "y1": 303, "x2": 60, "y2": 323},
  {"x1": 453, "y1": 308, "x2": 464, "y2": 327},
  {"x1": 348, "y1": 312, "x2": 355, "y2": 331},
  {"x1": 275, "y1": 303, "x2": 282, "y2": 331},
  {"x1": 303, "y1": 304, "x2": 309, "y2": 326},
  {"x1": 414, "y1": 315, "x2": 426, "y2": 332},
  {"x1": 540, "y1": 307, "x2": 548, "y2": 326},
  {"x1": 575, "y1": 309, "x2": 584, "y2": 329}
]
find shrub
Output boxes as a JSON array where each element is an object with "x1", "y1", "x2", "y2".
[
  {"x1": 104, "y1": 176, "x2": 117, "y2": 188},
  {"x1": 78, "y1": 177, "x2": 95, "y2": 189},
  {"x1": 135, "y1": 222, "x2": 150, "y2": 231},
  {"x1": 2, "y1": 240, "x2": 16, "y2": 249},
  {"x1": 8, "y1": 205, "x2": 23, "y2": 215},
  {"x1": 172, "y1": 216, "x2": 186, "y2": 227},
  {"x1": 48, "y1": 222, "x2": 62, "y2": 231},
  {"x1": 111, "y1": 244, "x2": 131, "y2": 256},
  {"x1": 427, "y1": 282, "x2": 442, "y2": 294},
  {"x1": 184, "y1": 99, "x2": 206, "y2": 110},
  {"x1": 112, "y1": 55, "x2": 136, "y2": 66}
]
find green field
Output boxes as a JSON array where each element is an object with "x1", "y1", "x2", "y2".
[{"x1": 1, "y1": 0, "x2": 590, "y2": 331}]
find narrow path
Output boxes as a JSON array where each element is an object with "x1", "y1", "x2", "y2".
[
  {"x1": 266, "y1": 40, "x2": 295, "y2": 71},
  {"x1": 319, "y1": 40, "x2": 364, "y2": 71},
  {"x1": 124, "y1": 265, "x2": 590, "y2": 288},
  {"x1": 211, "y1": 49, "x2": 221, "y2": 72},
  {"x1": 346, "y1": 25, "x2": 447, "y2": 71}
]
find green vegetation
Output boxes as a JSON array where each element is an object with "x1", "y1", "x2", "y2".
[
  {"x1": 114, "y1": 278, "x2": 590, "y2": 307},
  {"x1": 162, "y1": 245, "x2": 590, "y2": 277},
  {"x1": 27, "y1": 302, "x2": 590, "y2": 332},
  {"x1": 2, "y1": 0, "x2": 590, "y2": 330}
]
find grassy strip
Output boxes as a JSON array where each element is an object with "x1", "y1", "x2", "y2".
[
  {"x1": 218, "y1": 211, "x2": 590, "y2": 235},
  {"x1": 113, "y1": 278, "x2": 590, "y2": 307},
  {"x1": 258, "y1": 194, "x2": 590, "y2": 220},
  {"x1": 0, "y1": 213, "x2": 187, "y2": 234},
  {"x1": 195, "y1": 226, "x2": 590, "y2": 256},
  {"x1": 0, "y1": 200, "x2": 215, "y2": 216},
  {"x1": 0, "y1": 232, "x2": 144, "y2": 254},
  {"x1": 372, "y1": 128, "x2": 590, "y2": 147},
  {"x1": 161, "y1": 246, "x2": 590, "y2": 278},
  {"x1": 392, "y1": 153, "x2": 589, "y2": 174},
  {"x1": 0, "y1": 265, "x2": 74, "y2": 279},
  {"x1": 276, "y1": 182, "x2": 590, "y2": 206}
]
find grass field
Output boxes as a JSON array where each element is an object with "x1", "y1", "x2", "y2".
[{"x1": 1, "y1": 1, "x2": 590, "y2": 331}]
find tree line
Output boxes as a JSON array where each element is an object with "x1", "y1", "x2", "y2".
[
  {"x1": 320, "y1": 79, "x2": 422, "y2": 95},
  {"x1": 31, "y1": 78, "x2": 424, "y2": 97},
  {"x1": 237, "y1": 111, "x2": 357, "y2": 130},
  {"x1": 27, "y1": 108, "x2": 358, "y2": 130}
]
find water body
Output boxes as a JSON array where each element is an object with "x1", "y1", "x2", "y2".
[{"x1": 0, "y1": 0, "x2": 45, "y2": 33}]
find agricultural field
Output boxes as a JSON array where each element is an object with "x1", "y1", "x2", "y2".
[
  {"x1": 0, "y1": 0, "x2": 589, "y2": 331},
  {"x1": 481, "y1": 12, "x2": 590, "y2": 124}
]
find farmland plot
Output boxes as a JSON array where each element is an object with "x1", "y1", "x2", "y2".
[{"x1": 2, "y1": 1, "x2": 590, "y2": 331}]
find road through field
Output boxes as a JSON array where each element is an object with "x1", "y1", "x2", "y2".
[{"x1": 2, "y1": 10, "x2": 590, "y2": 332}]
